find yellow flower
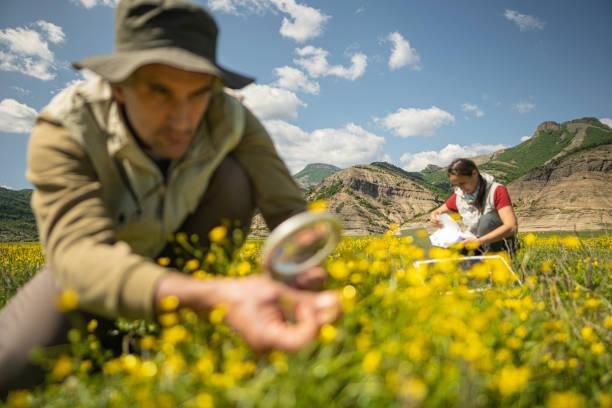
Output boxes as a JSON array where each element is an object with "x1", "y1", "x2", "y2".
[
  {"x1": 162, "y1": 326, "x2": 189, "y2": 346},
  {"x1": 140, "y1": 335, "x2": 156, "y2": 350},
  {"x1": 604, "y1": 316, "x2": 612, "y2": 330},
  {"x1": 210, "y1": 305, "x2": 227, "y2": 325},
  {"x1": 591, "y1": 342, "x2": 605, "y2": 355},
  {"x1": 7, "y1": 390, "x2": 31, "y2": 408},
  {"x1": 546, "y1": 391, "x2": 586, "y2": 408},
  {"x1": 51, "y1": 355, "x2": 73, "y2": 381},
  {"x1": 57, "y1": 289, "x2": 79, "y2": 312},
  {"x1": 195, "y1": 393, "x2": 215, "y2": 408},
  {"x1": 120, "y1": 354, "x2": 140, "y2": 373},
  {"x1": 236, "y1": 261, "x2": 251, "y2": 276},
  {"x1": 80, "y1": 360, "x2": 93, "y2": 374},
  {"x1": 307, "y1": 199, "x2": 328, "y2": 213},
  {"x1": 329, "y1": 261, "x2": 349, "y2": 281},
  {"x1": 598, "y1": 393, "x2": 611, "y2": 408},
  {"x1": 159, "y1": 295, "x2": 180, "y2": 312},
  {"x1": 561, "y1": 236, "x2": 581, "y2": 249},
  {"x1": 269, "y1": 351, "x2": 288, "y2": 373},
  {"x1": 584, "y1": 298, "x2": 601, "y2": 309},
  {"x1": 157, "y1": 257, "x2": 171, "y2": 266},
  {"x1": 185, "y1": 259, "x2": 200, "y2": 271},
  {"x1": 87, "y1": 319, "x2": 98, "y2": 333},
  {"x1": 319, "y1": 323, "x2": 337, "y2": 343},
  {"x1": 209, "y1": 225, "x2": 227, "y2": 243},
  {"x1": 497, "y1": 365, "x2": 530, "y2": 396},
  {"x1": 401, "y1": 378, "x2": 428, "y2": 403},
  {"x1": 158, "y1": 312, "x2": 178, "y2": 327},
  {"x1": 362, "y1": 350, "x2": 382, "y2": 373},
  {"x1": 523, "y1": 233, "x2": 537, "y2": 246},
  {"x1": 540, "y1": 259, "x2": 555, "y2": 273},
  {"x1": 342, "y1": 284, "x2": 357, "y2": 300},
  {"x1": 580, "y1": 326, "x2": 596, "y2": 342}
]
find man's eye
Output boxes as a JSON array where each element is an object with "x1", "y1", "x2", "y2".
[{"x1": 150, "y1": 85, "x2": 169, "y2": 95}]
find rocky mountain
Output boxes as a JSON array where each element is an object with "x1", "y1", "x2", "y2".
[
  {"x1": 507, "y1": 144, "x2": 611, "y2": 231},
  {"x1": 421, "y1": 117, "x2": 612, "y2": 189},
  {"x1": 293, "y1": 163, "x2": 341, "y2": 189},
  {"x1": 249, "y1": 162, "x2": 442, "y2": 236},
  {"x1": 307, "y1": 163, "x2": 441, "y2": 235},
  {"x1": 0, "y1": 187, "x2": 38, "y2": 241},
  {"x1": 406, "y1": 117, "x2": 612, "y2": 232}
]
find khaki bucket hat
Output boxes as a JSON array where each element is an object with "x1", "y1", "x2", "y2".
[{"x1": 73, "y1": 0, "x2": 254, "y2": 89}]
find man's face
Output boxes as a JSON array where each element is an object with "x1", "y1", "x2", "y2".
[
  {"x1": 113, "y1": 64, "x2": 215, "y2": 160},
  {"x1": 449, "y1": 170, "x2": 479, "y2": 193}
]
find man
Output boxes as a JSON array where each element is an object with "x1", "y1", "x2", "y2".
[{"x1": 0, "y1": 0, "x2": 338, "y2": 394}]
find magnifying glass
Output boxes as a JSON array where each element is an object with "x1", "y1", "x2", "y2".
[{"x1": 261, "y1": 211, "x2": 343, "y2": 284}]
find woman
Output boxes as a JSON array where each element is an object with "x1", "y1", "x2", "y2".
[{"x1": 429, "y1": 158, "x2": 518, "y2": 254}]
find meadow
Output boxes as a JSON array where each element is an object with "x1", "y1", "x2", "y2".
[{"x1": 0, "y1": 229, "x2": 610, "y2": 407}]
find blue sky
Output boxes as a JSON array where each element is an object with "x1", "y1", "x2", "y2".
[{"x1": 1, "y1": 0, "x2": 611, "y2": 190}]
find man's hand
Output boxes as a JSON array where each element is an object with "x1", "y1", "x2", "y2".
[
  {"x1": 219, "y1": 275, "x2": 339, "y2": 352},
  {"x1": 155, "y1": 272, "x2": 340, "y2": 352}
]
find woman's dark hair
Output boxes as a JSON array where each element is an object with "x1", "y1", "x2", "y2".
[{"x1": 447, "y1": 158, "x2": 487, "y2": 213}]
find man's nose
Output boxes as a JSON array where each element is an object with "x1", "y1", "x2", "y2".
[{"x1": 168, "y1": 100, "x2": 194, "y2": 128}]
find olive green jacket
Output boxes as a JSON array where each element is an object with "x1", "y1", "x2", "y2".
[{"x1": 27, "y1": 77, "x2": 305, "y2": 320}]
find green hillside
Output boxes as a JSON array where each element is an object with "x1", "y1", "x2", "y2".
[
  {"x1": 0, "y1": 187, "x2": 38, "y2": 242},
  {"x1": 294, "y1": 163, "x2": 341, "y2": 189},
  {"x1": 420, "y1": 117, "x2": 612, "y2": 191},
  {"x1": 370, "y1": 162, "x2": 446, "y2": 198}
]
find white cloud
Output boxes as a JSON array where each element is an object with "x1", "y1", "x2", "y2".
[
  {"x1": 514, "y1": 99, "x2": 536, "y2": 114},
  {"x1": 274, "y1": 66, "x2": 320, "y2": 94},
  {"x1": 36, "y1": 21, "x2": 65, "y2": 44},
  {"x1": 355, "y1": 7, "x2": 365, "y2": 14},
  {"x1": 600, "y1": 118, "x2": 612, "y2": 128},
  {"x1": 264, "y1": 120, "x2": 387, "y2": 172},
  {"x1": 71, "y1": 0, "x2": 119, "y2": 8},
  {"x1": 208, "y1": 0, "x2": 328, "y2": 42},
  {"x1": 400, "y1": 143, "x2": 507, "y2": 172},
  {"x1": 520, "y1": 135, "x2": 532, "y2": 142},
  {"x1": 0, "y1": 21, "x2": 65, "y2": 80},
  {"x1": 1, "y1": 184, "x2": 14, "y2": 190},
  {"x1": 0, "y1": 98, "x2": 37, "y2": 134},
  {"x1": 236, "y1": 84, "x2": 305, "y2": 120},
  {"x1": 376, "y1": 106, "x2": 455, "y2": 137},
  {"x1": 462, "y1": 103, "x2": 484, "y2": 118},
  {"x1": 504, "y1": 9, "x2": 545, "y2": 32},
  {"x1": 294, "y1": 46, "x2": 367, "y2": 80},
  {"x1": 387, "y1": 32, "x2": 422, "y2": 71},
  {"x1": 272, "y1": 0, "x2": 329, "y2": 43}
]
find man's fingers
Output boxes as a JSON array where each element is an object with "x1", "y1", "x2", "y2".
[
  {"x1": 313, "y1": 291, "x2": 341, "y2": 325},
  {"x1": 294, "y1": 266, "x2": 327, "y2": 290},
  {"x1": 263, "y1": 300, "x2": 319, "y2": 352}
]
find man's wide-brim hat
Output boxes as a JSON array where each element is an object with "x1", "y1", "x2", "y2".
[{"x1": 73, "y1": 0, "x2": 253, "y2": 89}]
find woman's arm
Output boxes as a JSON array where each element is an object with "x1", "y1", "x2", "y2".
[{"x1": 477, "y1": 205, "x2": 518, "y2": 245}]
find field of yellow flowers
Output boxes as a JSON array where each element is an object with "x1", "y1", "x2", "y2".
[{"x1": 1, "y1": 230, "x2": 610, "y2": 408}]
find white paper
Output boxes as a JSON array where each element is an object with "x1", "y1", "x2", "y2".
[{"x1": 429, "y1": 214, "x2": 476, "y2": 248}]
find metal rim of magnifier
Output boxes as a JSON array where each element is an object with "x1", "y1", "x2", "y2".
[{"x1": 262, "y1": 212, "x2": 342, "y2": 282}]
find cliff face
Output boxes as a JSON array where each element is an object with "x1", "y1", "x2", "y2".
[
  {"x1": 306, "y1": 165, "x2": 441, "y2": 235},
  {"x1": 249, "y1": 164, "x2": 441, "y2": 236},
  {"x1": 508, "y1": 144, "x2": 612, "y2": 231}
]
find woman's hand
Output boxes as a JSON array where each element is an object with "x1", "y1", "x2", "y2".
[{"x1": 430, "y1": 204, "x2": 450, "y2": 228}]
